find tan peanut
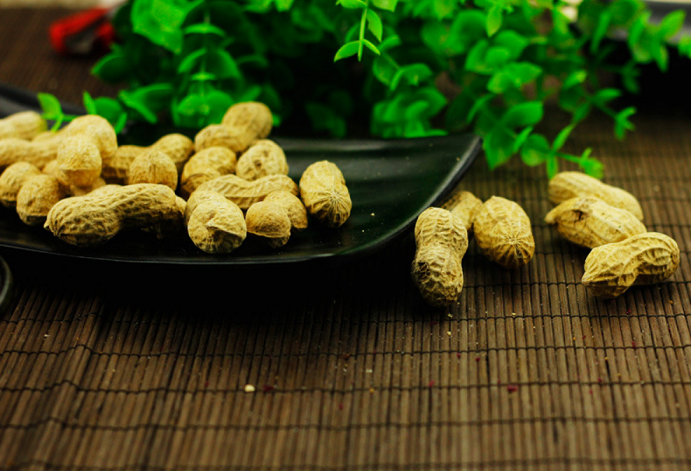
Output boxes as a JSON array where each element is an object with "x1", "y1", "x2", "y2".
[
  {"x1": 127, "y1": 149, "x2": 178, "y2": 190},
  {"x1": 180, "y1": 147, "x2": 237, "y2": 198},
  {"x1": 55, "y1": 115, "x2": 117, "y2": 189},
  {"x1": 55, "y1": 136, "x2": 102, "y2": 188},
  {"x1": 581, "y1": 232, "x2": 679, "y2": 298},
  {"x1": 236, "y1": 139, "x2": 288, "y2": 181},
  {"x1": 33, "y1": 129, "x2": 64, "y2": 144},
  {"x1": 103, "y1": 133, "x2": 193, "y2": 182},
  {"x1": 545, "y1": 196, "x2": 646, "y2": 249},
  {"x1": 16, "y1": 174, "x2": 66, "y2": 226},
  {"x1": 195, "y1": 174, "x2": 298, "y2": 210},
  {"x1": 0, "y1": 137, "x2": 61, "y2": 169},
  {"x1": 194, "y1": 124, "x2": 249, "y2": 154},
  {"x1": 245, "y1": 200, "x2": 292, "y2": 248},
  {"x1": 60, "y1": 115, "x2": 118, "y2": 161},
  {"x1": 441, "y1": 189, "x2": 483, "y2": 232},
  {"x1": 45, "y1": 183, "x2": 185, "y2": 247},
  {"x1": 264, "y1": 190, "x2": 308, "y2": 232},
  {"x1": 221, "y1": 102, "x2": 273, "y2": 146},
  {"x1": 411, "y1": 207, "x2": 469, "y2": 307},
  {"x1": 185, "y1": 190, "x2": 246, "y2": 254},
  {"x1": 548, "y1": 171, "x2": 643, "y2": 220},
  {"x1": 473, "y1": 196, "x2": 534, "y2": 269},
  {"x1": 299, "y1": 160, "x2": 351, "y2": 228},
  {"x1": 0, "y1": 162, "x2": 42, "y2": 208},
  {"x1": 42, "y1": 158, "x2": 105, "y2": 196},
  {"x1": 0, "y1": 111, "x2": 47, "y2": 140},
  {"x1": 195, "y1": 102, "x2": 273, "y2": 154}
]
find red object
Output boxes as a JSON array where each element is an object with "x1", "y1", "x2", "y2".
[{"x1": 49, "y1": 7, "x2": 116, "y2": 55}]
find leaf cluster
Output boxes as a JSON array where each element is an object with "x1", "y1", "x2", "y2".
[{"x1": 54, "y1": 0, "x2": 691, "y2": 177}]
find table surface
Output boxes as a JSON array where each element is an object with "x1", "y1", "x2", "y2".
[{"x1": 2, "y1": 7, "x2": 691, "y2": 471}]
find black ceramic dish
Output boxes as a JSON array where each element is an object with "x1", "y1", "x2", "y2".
[{"x1": 0, "y1": 83, "x2": 481, "y2": 268}]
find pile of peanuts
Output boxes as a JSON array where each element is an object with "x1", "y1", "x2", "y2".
[
  {"x1": 0, "y1": 104, "x2": 352, "y2": 254},
  {"x1": 411, "y1": 172, "x2": 680, "y2": 306}
]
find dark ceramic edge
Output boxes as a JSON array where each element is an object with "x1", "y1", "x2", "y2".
[{"x1": 0, "y1": 255, "x2": 13, "y2": 315}]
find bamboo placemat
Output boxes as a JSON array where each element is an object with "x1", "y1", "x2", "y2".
[{"x1": 2, "y1": 8, "x2": 691, "y2": 471}]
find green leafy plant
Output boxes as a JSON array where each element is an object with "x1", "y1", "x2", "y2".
[{"x1": 48, "y1": 0, "x2": 690, "y2": 178}]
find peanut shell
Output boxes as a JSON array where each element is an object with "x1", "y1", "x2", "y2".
[
  {"x1": 581, "y1": 232, "x2": 680, "y2": 298},
  {"x1": 473, "y1": 196, "x2": 534, "y2": 269},
  {"x1": 245, "y1": 200, "x2": 291, "y2": 248},
  {"x1": 411, "y1": 207, "x2": 469, "y2": 307},
  {"x1": 548, "y1": 171, "x2": 643, "y2": 220},
  {"x1": 45, "y1": 183, "x2": 184, "y2": 247},
  {"x1": 16, "y1": 174, "x2": 66, "y2": 226},
  {"x1": 180, "y1": 147, "x2": 237, "y2": 198},
  {"x1": 299, "y1": 160, "x2": 351, "y2": 228},
  {"x1": 0, "y1": 111, "x2": 47, "y2": 140},
  {"x1": 195, "y1": 174, "x2": 298, "y2": 210},
  {"x1": 236, "y1": 139, "x2": 288, "y2": 181},
  {"x1": 127, "y1": 149, "x2": 179, "y2": 190},
  {"x1": 441, "y1": 190, "x2": 483, "y2": 232},
  {"x1": 545, "y1": 196, "x2": 646, "y2": 248},
  {"x1": 0, "y1": 162, "x2": 42, "y2": 208},
  {"x1": 186, "y1": 190, "x2": 246, "y2": 254},
  {"x1": 264, "y1": 190, "x2": 308, "y2": 232}
]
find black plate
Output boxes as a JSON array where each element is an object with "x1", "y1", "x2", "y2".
[{"x1": 0, "y1": 83, "x2": 481, "y2": 267}]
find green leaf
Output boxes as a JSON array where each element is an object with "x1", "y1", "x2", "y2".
[
  {"x1": 608, "y1": 0, "x2": 641, "y2": 25},
  {"x1": 614, "y1": 106, "x2": 636, "y2": 139},
  {"x1": 334, "y1": 41, "x2": 360, "y2": 61},
  {"x1": 177, "y1": 48, "x2": 207, "y2": 73},
  {"x1": 379, "y1": 34, "x2": 401, "y2": 52},
  {"x1": 520, "y1": 134, "x2": 550, "y2": 166},
  {"x1": 83, "y1": 91, "x2": 97, "y2": 115},
  {"x1": 119, "y1": 90, "x2": 157, "y2": 124},
  {"x1": 131, "y1": 0, "x2": 198, "y2": 54},
  {"x1": 89, "y1": 96, "x2": 128, "y2": 133},
  {"x1": 487, "y1": 62, "x2": 542, "y2": 93},
  {"x1": 553, "y1": 124, "x2": 575, "y2": 151},
  {"x1": 573, "y1": 103, "x2": 592, "y2": 123},
  {"x1": 591, "y1": 11, "x2": 611, "y2": 53},
  {"x1": 501, "y1": 101, "x2": 543, "y2": 128},
  {"x1": 183, "y1": 23, "x2": 226, "y2": 37},
  {"x1": 372, "y1": 0, "x2": 398, "y2": 11},
  {"x1": 678, "y1": 35, "x2": 691, "y2": 57},
  {"x1": 362, "y1": 39, "x2": 381, "y2": 56},
  {"x1": 578, "y1": 149, "x2": 604, "y2": 178},
  {"x1": 449, "y1": 10, "x2": 488, "y2": 56},
  {"x1": 390, "y1": 63, "x2": 433, "y2": 90},
  {"x1": 37, "y1": 93, "x2": 63, "y2": 120},
  {"x1": 366, "y1": 10, "x2": 383, "y2": 42},
  {"x1": 176, "y1": 93, "x2": 210, "y2": 117},
  {"x1": 546, "y1": 154, "x2": 559, "y2": 178},
  {"x1": 485, "y1": 128, "x2": 516, "y2": 170},
  {"x1": 275, "y1": 0, "x2": 295, "y2": 11},
  {"x1": 513, "y1": 126, "x2": 534, "y2": 153},
  {"x1": 593, "y1": 88, "x2": 621, "y2": 104},
  {"x1": 563, "y1": 70, "x2": 587, "y2": 89},
  {"x1": 467, "y1": 94, "x2": 494, "y2": 123},
  {"x1": 91, "y1": 52, "x2": 130, "y2": 83},
  {"x1": 658, "y1": 10, "x2": 685, "y2": 40},
  {"x1": 373, "y1": 56, "x2": 397, "y2": 86},
  {"x1": 338, "y1": 0, "x2": 367, "y2": 9},
  {"x1": 205, "y1": 90, "x2": 235, "y2": 123},
  {"x1": 207, "y1": 49, "x2": 241, "y2": 80},
  {"x1": 191, "y1": 72, "x2": 217, "y2": 82},
  {"x1": 486, "y1": 5, "x2": 504, "y2": 37},
  {"x1": 491, "y1": 30, "x2": 528, "y2": 60}
]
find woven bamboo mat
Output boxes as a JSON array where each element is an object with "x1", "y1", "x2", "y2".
[{"x1": 2, "y1": 7, "x2": 691, "y2": 471}]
